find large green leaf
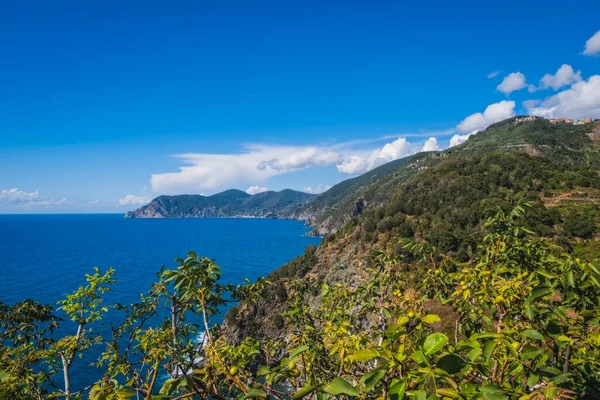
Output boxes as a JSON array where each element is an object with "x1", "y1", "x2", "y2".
[
  {"x1": 437, "y1": 388, "x2": 460, "y2": 398},
  {"x1": 483, "y1": 340, "x2": 497, "y2": 362},
  {"x1": 522, "y1": 329, "x2": 544, "y2": 341},
  {"x1": 289, "y1": 345, "x2": 309, "y2": 359},
  {"x1": 293, "y1": 384, "x2": 321, "y2": 399},
  {"x1": 324, "y1": 377, "x2": 359, "y2": 396},
  {"x1": 350, "y1": 348, "x2": 380, "y2": 362},
  {"x1": 360, "y1": 368, "x2": 386, "y2": 392},
  {"x1": 389, "y1": 380, "x2": 406, "y2": 400},
  {"x1": 521, "y1": 344, "x2": 543, "y2": 360},
  {"x1": 159, "y1": 378, "x2": 180, "y2": 396},
  {"x1": 437, "y1": 354, "x2": 466, "y2": 374},
  {"x1": 423, "y1": 333, "x2": 448, "y2": 355},
  {"x1": 407, "y1": 389, "x2": 427, "y2": 400}
]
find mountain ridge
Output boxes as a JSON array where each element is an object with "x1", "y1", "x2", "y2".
[{"x1": 124, "y1": 189, "x2": 316, "y2": 219}]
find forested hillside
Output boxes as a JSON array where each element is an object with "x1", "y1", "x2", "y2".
[
  {"x1": 227, "y1": 118, "x2": 600, "y2": 340},
  {"x1": 297, "y1": 117, "x2": 600, "y2": 237}
]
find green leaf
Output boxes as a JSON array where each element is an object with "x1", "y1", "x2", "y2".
[
  {"x1": 460, "y1": 382, "x2": 476, "y2": 395},
  {"x1": 422, "y1": 314, "x2": 441, "y2": 324},
  {"x1": 389, "y1": 380, "x2": 406, "y2": 400},
  {"x1": 423, "y1": 333, "x2": 448, "y2": 355},
  {"x1": 480, "y1": 385, "x2": 504, "y2": 393},
  {"x1": 159, "y1": 378, "x2": 180, "y2": 396},
  {"x1": 467, "y1": 347, "x2": 482, "y2": 362},
  {"x1": 437, "y1": 354, "x2": 466, "y2": 374},
  {"x1": 536, "y1": 269, "x2": 555, "y2": 279},
  {"x1": 527, "y1": 374, "x2": 540, "y2": 387},
  {"x1": 256, "y1": 365, "x2": 270, "y2": 376},
  {"x1": 412, "y1": 350, "x2": 427, "y2": 364},
  {"x1": 324, "y1": 377, "x2": 359, "y2": 396},
  {"x1": 437, "y1": 388, "x2": 460, "y2": 398},
  {"x1": 522, "y1": 329, "x2": 544, "y2": 341},
  {"x1": 244, "y1": 388, "x2": 268, "y2": 399},
  {"x1": 289, "y1": 345, "x2": 309, "y2": 359},
  {"x1": 525, "y1": 305, "x2": 535, "y2": 320},
  {"x1": 483, "y1": 340, "x2": 496, "y2": 362},
  {"x1": 408, "y1": 390, "x2": 427, "y2": 400},
  {"x1": 116, "y1": 388, "x2": 136, "y2": 400},
  {"x1": 567, "y1": 271, "x2": 575, "y2": 287},
  {"x1": 471, "y1": 333, "x2": 501, "y2": 340},
  {"x1": 360, "y1": 368, "x2": 386, "y2": 392},
  {"x1": 350, "y1": 348, "x2": 380, "y2": 362},
  {"x1": 521, "y1": 345, "x2": 542, "y2": 360},
  {"x1": 528, "y1": 287, "x2": 553, "y2": 301},
  {"x1": 293, "y1": 384, "x2": 321, "y2": 399}
]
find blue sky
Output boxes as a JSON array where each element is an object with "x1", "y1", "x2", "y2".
[{"x1": 1, "y1": 0, "x2": 599, "y2": 213}]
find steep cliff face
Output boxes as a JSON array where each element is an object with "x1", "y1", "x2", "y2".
[{"x1": 125, "y1": 189, "x2": 316, "y2": 219}]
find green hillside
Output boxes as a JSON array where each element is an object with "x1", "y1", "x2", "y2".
[
  {"x1": 300, "y1": 117, "x2": 600, "y2": 237},
  {"x1": 227, "y1": 117, "x2": 600, "y2": 338}
]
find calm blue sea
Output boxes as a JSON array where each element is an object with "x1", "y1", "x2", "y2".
[{"x1": 0, "y1": 214, "x2": 320, "y2": 391}]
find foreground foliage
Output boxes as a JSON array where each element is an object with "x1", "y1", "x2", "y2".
[{"x1": 1, "y1": 204, "x2": 600, "y2": 399}]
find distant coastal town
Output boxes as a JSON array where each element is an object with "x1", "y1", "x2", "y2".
[{"x1": 515, "y1": 115, "x2": 594, "y2": 125}]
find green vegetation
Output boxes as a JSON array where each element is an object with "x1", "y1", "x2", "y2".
[
  {"x1": 3, "y1": 118, "x2": 600, "y2": 399},
  {"x1": 2, "y1": 204, "x2": 600, "y2": 399},
  {"x1": 303, "y1": 118, "x2": 600, "y2": 237}
]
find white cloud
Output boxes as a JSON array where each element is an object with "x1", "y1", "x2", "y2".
[
  {"x1": 119, "y1": 194, "x2": 151, "y2": 205},
  {"x1": 449, "y1": 133, "x2": 474, "y2": 147},
  {"x1": 450, "y1": 100, "x2": 517, "y2": 148},
  {"x1": 246, "y1": 186, "x2": 268, "y2": 195},
  {"x1": 257, "y1": 148, "x2": 341, "y2": 172},
  {"x1": 0, "y1": 188, "x2": 66, "y2": 207},
  {"x1": 150, "y1": 134, "x2": 449, "y2": 192},
  {"x1": 422, "y1": 137, "x2": 440, "y2": 152},
  {"x1": 336, "y1": 137, "x2": 412, "y2": 175},
  {"x1": 522, "y1": 99, "x2": 541, "y2": 111},
  {"x1": 336, "y1": 156, "x2": 371, "y2": 175},
  {"x1": 150, "y1": 145, "x2": 301, "y2": 194},
  {"x1": 528, "y1": 75, "x2": 600, "y2": 119},
  {"x1": 303, "y1": 184, "x2": 331, "y2": 194},
  {"x1": 497, "y1": 72, "x2": 527, "y2": 95},
  {"x1": 539, "y1": 64, "x2": 581, "y2": 90},
  {"x1": 0, "y1": 188, "x2": 40, "y2": 204},
  {"x1": 583, "y1": 30, "x2": 600, "y2": 56},
  {"x1": 456, "y1": 100, "x2": 516, "y2": 134},
  {"x1": 487, "y1": 71, "x2": 500, "y2": 79}
]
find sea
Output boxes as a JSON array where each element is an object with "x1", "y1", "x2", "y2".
[{"x1": 0, "y1": 214, "x2": 320, "y2": 392}]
